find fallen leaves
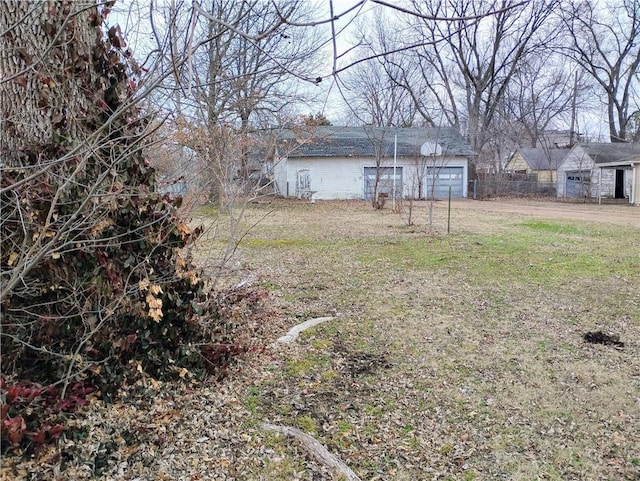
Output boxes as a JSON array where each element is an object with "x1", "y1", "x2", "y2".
[
  {"x1": 3, "y1": 201, "x2": 639, "y2": 480},
  {"x1": 6, "y1": 252, "x2": 18, "y2": 266}
]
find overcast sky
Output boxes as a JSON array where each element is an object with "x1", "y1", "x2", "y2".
[{"x1": 110, "y1": 0, "x2": 616, "y2": 140}]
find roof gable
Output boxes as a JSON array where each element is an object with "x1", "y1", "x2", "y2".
[{"x1": 517, "y1": 148, "x2": 568, "y2": 170}]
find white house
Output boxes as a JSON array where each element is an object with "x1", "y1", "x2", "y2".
[
  {"x1": 557, "y1": 143, "x2": 640, "y2": 204},
  {"x1": 266, "y1": 126, "x2": 476, "y2": 201}
]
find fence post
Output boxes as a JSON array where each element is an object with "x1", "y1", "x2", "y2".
[{"x1": 447, "y1": 184, "x2": 452, "y2": 233}]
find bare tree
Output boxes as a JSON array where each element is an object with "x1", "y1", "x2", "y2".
[
  {"x1": 502, "y1": 54, "x2": 588, "y2": 148},
  {"x1": 398, "y1": 0, "x2": 560, "y2": 169},
  {"x1": 340, "y1": 53, "x2": 416, "y2": 128},
  {"x1": 338, "y1": 10, "x2": 416, "y2": 209},
  {"x1": 560, "y1": 0, "x2": 640, "y2": 143},
  {"x1": 188, "y1": 0, "x2": 323, "y2": 181},
  {"x1": 340, "y1": 59, "x2": 413, "y2": 208}
]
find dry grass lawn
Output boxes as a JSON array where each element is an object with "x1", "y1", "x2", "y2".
[
  {"x1": 195, "y1": 198, "x2": 640, "y2": 480},
  {"x1": 4, "y1": 198, "x2": 638, "y2": 481}
]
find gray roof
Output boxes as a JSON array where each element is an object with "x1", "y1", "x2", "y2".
[
  {"x1": 582, "y1": 142, "x2": 640, "y2": 164},
  {"x1": 519, "y1": 148, "x2": 569, "y2": 170},
  {"x1": 273, "y1": 126, "x2": 476, "y2": 159}
]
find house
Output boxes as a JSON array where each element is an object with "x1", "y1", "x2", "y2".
[
  {"x1": 557, "y1": 143, "x2": 640, "y2": 204},
  {"x1": 505, "y1": 147, "x2": 569, "y2": 182},
  {"x1": 537, "y1": 129, "x2": 585, "y2": 149},
  {"x1": 267, "y1": 126, "x2": 476, "y2": 201}
]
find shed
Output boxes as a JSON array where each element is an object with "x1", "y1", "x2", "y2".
[
  {"x1": 267, "y1": 126, "x2": 475, "y2": 201},
  {"x1": 557, "y1": 143, "x2": 640, "y2": 204}
]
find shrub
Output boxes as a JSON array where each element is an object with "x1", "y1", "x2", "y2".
[{"x1": 0, "y1": 1, "x2": 261, "y2": 453}]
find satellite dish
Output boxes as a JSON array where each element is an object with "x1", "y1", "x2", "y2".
[{"x1": 421, "y1": 141, "x2": 442, "y2": 156}]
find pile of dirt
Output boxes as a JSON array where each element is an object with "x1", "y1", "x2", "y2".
[{"x1": 583, "y1": 330, "x2": 625, "y2": 348}]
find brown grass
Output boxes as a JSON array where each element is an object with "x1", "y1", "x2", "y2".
[
  {"x1": 5, "y1": 198, "x2": 637, "y2": 480},
  {"x1": 197, "y1": 198, "x2": 640, "y2": 480}
]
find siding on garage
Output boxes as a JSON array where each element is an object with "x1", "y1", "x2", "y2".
[
  {"x1": 504, "y1": 151, "x2": 531, "y2": 174},
  {"x1": 595, "y1": 168, "x2": 619, "y2": 198},
  {"x1": 537, "y1": 169, "x2": 557, "y2": 183},
  {"x1": 272, "y1": 155, "x2": 288, "y2": 196},
  {"x1": 280, "y1": 157, "x2": 371, "y2": 200},
  {"x1": 634, "y1": 165, "x2": 640, "y2": 205},
  {"x1": 275, "y1": 157, "x2": 468, "y2": 200}
]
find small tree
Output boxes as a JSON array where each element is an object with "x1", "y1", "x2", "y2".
[{"x1": 364, "y1": 126, "x2": 392, "y2": 210}]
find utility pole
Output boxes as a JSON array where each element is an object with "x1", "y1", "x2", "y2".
[{"x1": 569, "y1": 71, "x2": 578, "y2": 147}]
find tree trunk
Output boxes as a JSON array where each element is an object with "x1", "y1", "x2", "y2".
[
  {"x1": 1, "y1": 1, "x2": 107, "y2": 165},
  {"x1": 373, "y1": 165, "x2": 381, "y2": 209},
  {"x1": 240, "y1": 113, "x2": 251, "y2": 181},
  {"x1": 608, "y1": 91, "x2": 624, "y2": 142},
  {"x1": 0, "y1": 0, "x2": 216, "y2": 403}
]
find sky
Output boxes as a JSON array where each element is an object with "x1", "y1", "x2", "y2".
[{"x1": 110, "y1": 0, "x2": 620, "y2": 141}]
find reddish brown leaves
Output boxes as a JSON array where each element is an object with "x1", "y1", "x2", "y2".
[{"x1": 108, "y1": 25, "x2": 126, "y2": 49}]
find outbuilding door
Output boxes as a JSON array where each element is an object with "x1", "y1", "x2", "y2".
[
  {"x1": 296, "y1": 169, "x2": 312, "y2": 198},
  {"x1": 425, "y1": 167, "x2": 464, "y2": 199},
  {"x1": 565, "y1": 171, "x2": 590, "y2": 197},
  {"x1": 364, "y1": 167, "x2": 403, "y2": 200},
  {"x1": 615, "y1": 169, "x2": 625, "y2": 199}
]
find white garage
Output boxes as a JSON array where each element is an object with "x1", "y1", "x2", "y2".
[
  {"x1": 557, "y1": 143, "x2": 640, "y2": 204},
  {"x1": 269, "y1": 126, "x2": 475, "y2": 201}
]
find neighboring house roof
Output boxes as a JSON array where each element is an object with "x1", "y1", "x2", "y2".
[
  {"x1": 517, "y1": 148, "x2": 568, "y2": 170},
  {"x1": 537, "y1": 129, "x2": 585, "y2": 148},
  {"x1": 581, "y1": 142, "x2": 640, "y2": 165},
  {"x1": 273, "y1": 126, "x2": 476, "y2": 159}
]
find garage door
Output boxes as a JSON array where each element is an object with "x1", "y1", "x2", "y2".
[
  {"x1": 364, "y1": 167, "x2": 402, "y2": 200},
  {"x1": 425, "y1": 167, "x2": 464, "y2": 199},
  {"x1": 565, "y1": 171, "x2": 590, "y2": 198}
]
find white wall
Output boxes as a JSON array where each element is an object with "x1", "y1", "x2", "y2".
[
  {"x1": 556, "y1": 145, "x2": 616, "y2": 197},
  {"x1": 633, "y1": 165, "x2": 640, "y2": 205},
  {"x1": 272, "y1": 156, "x2": 288, "y2": 196},
  {"x1": 593, "y1": 167, "x2": 616, "y2": 198},
  {"x1": 279, "y1": 156, "x2": 468, "y2": 200}
]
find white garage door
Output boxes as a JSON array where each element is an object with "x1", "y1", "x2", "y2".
[
  {"x1": 364, "y1": 167, "x2": 403, "y2": 200},
  {"x1": 425, "y1": 167, "x2": 464, "y2": 199},
  {"x1": 565, "y1": 171, "x2": 590, "y2": 198}
]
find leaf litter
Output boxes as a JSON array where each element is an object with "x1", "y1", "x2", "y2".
[{"x1": 3, "y1": 199, "x2": 640, "y2": 480}]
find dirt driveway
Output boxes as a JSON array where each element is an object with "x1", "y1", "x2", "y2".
[{"x1": 445, "y1": 198, "x2": 639, "y2": 227}]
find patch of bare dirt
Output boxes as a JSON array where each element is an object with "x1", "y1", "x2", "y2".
[{"x1": 448, "y1": 198, "x2": 639, "y2": 227}]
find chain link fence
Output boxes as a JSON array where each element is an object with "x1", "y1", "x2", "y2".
[{"x1": 471, "y1": 174, "x2": 557, "y2": 200}]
